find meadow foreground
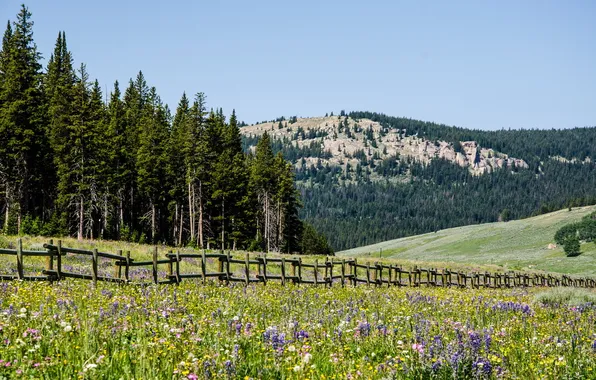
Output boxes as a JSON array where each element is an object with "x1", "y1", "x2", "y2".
[{"x1": 0, "y1": 281, "x2": 594, "y2": 379}]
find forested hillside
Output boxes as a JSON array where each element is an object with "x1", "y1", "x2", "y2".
[
  {"x1": 242, "y1": 113, "x2": 596, "y2": 250},
  {"x1": 0, "y1": 6, "x2": 334, "y2": 254}
]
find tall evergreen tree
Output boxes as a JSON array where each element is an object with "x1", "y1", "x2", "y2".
[
  {"x1": 121, "y1": 72, "x2": 148, "y2": 236},
  {"x1": 167, "y1": 92, "x2": 191, "y2": 245},
  {"x1": 250, "y1": 132, "x2": 277, "y2": 252},
  {"x1": 136, "y1": 87, "x2": 169, "y2": 242},
  {"x1": 274, "y1": 153, "x2": 302, "y2": 253},
  {"x1": 0, "y1": 5, "x2": 45, "y2": 233},
  {"x1": 87, "y1": 79, "x2": 107, "y2": 239},
  {"x1": 45, "y1": 31, "x2": 75, "y2": 232},
  {"x1": 106, "y1": 81, "x2": 126, "y2": 238},
  {"x1": 0, "y1": 21, "x2": 14, "y2": 232},
  {"x1": 184, "y1": 93, "x2": 209, "y2": 247},
  {"x1": 212, "y1": 110, "x2": 249, "y2": 249}
]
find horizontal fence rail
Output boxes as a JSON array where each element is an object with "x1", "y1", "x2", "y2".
[{"x1": 0, "y1": 239, "x2": 594, "y2": 289}]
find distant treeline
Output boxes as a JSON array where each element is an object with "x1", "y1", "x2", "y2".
[
  {"x1": 349, "y1": 111, "x2": 596, "y2": 165},
  {"x1": 0, "y1": 6, "x2": 333, "y2": 254}
]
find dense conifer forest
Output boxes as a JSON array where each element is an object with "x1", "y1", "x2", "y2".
[{"x1": 0, "y1": 6, "x2": 334, "y2": 254}]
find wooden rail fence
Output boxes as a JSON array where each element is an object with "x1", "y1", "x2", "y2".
[{"x1": 0, "y1": 239, "x2": 595, "y2": 289}]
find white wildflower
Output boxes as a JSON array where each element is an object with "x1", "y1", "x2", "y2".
[
  {"x1": 303, "y1": 353, "x2": 312, "y2": 364},
  {"x1": 83, "y1": 363, "x2": 97, "y2": 372}
]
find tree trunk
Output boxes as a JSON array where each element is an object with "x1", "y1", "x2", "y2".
[
  {"x1": 278, "y1": 199, "x2": 283, "y2": 251},
  {"x1": 78, "y1": 197, "x2": 84, "y2": 241},
  {"x1": 16, "y1": 207, "x2": 21, "y2": 235},
  {"x1": 188, "y1": 182, "x2": 194, "y2": 242},
  {"x1": 4, "y1": 200, "x2": 9, "y2": 232},
  {"x1": 151, "y1": 202, "x2": 156, "y2": 243},
  {"x1": 103, "y1": 193, "x2": 108, "y2": 239},
  {"x1": 119, "y1": 194, "x2": 124, "y2": 233},
  {"x1": 221, "y1": 199, "x2": 225, "y2": 250},
  {"x1": 174, "y1": 203, "x2": 178, "y2": 244},
  {"x1": 265, "y1": 192, "x2": 270, "y2": 253},
  {"x1": 179, "y1": 204, "x2": 184, "y2": 246},
  {"x1": 198, "y1": 181, "x2": 204, "y2": 249},
  {"x1": 130, "y1": 187, "x2": 134, "y2": 230}
]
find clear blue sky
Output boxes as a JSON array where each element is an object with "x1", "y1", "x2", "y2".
[{"x1": 2, "y1": 0, "x2": 595, "y2": 130}]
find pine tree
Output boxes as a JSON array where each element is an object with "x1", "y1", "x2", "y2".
[
  {"x1": 274, "y1": 153, "x2": 302, "y2": 253},
  {"x1": 136, "y1": 87, "x2": 169, "y2": 242},
  {"x1": 250, "y1": 132, "x2": 277, "y2": 251},
  {"x1": 212, "y1": 110, "x2": 249, "y2": 250},
  {"x1": 0, "y1": 21, "x2": 14, "y2": 232},
  {"x1": 121, "y1": 72, "x2": 148, "y2": 238},
  {"x1": 0, "y1": 6, "x2": 45, "y2": 233},
  {"x1": 184, "y1": 93, "x2": 208, "y2": 247},
  {"x1": 106, "y1": 81, "x2": 126, "y2": 238},
  {"x1": 45, "y1": 31, "x2": 75, "y2": 232},
  {"x1": 70, "y1": 63, "x2": 93, "y2": 240},
  {"x1": 167, "y1": 92, "x2": 190, "y2": 245},
  {"x1": 202, "y1": 110, "x2": 225, "y2": 248},
  {"x1": 87, "y1": 79, "x2": 107, "y2": 239}
]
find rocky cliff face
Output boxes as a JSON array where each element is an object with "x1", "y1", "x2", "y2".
[{"x1": 242, "y1": 116, "x2": 529, "y2": 176}]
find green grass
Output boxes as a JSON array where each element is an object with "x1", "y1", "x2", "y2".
[
  {"x1": 533, "y1": 287, "x2": 596, "y2": 307},
  {"x1": 338, "y1": 205, "x2": 596, "y2": 276}
]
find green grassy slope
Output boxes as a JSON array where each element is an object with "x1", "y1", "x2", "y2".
[{"x1": 337, "y1": 205, "x2": 596, "y2": 276}]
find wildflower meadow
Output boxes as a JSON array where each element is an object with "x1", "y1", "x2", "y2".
[{"x1": 0, "y1": 281, "x2": 594, "y2": 379}]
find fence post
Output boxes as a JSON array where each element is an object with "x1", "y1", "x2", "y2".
[
  {"x1": 366, "y1": 262, "x2": 371, "y2": 286},
  {"x1": 174, "y1": 251, "x2": 181, "y2": 284},
  {"x1": 245, "y1": 253, "x2": 250, "y2": 285},
  {"x1": 56, "y1": 240, "x2": 62, "y2": 281},
  {"x1": 387, "y1": 265, "x2": 393, "y2": 287},
  {"x1": 46, "y1": 239, "x2": 54, "y2": 271},
  {"x1": 125, "y1": 251, "x2": 130, "y2": 283},
  {"x1": 414, "y1": 265, "x2": 418, "y2": 286},
  {"x1": 298, "y1": 257, "x2": 303, "y2": 284},
  {"x1": 353, "y1": 259, "x2": 358, "y2": 286},
  {"x1": 168, "y1": 251, "x2": 174, "y2": 280},
  {"x1": 262, "y1": 255, "x2": 268, "y2": 283},
  {"x1": 92, "y1": 248, "x2": 98, "y2": 286},
  {"x1": 201, "y1": 250, "x2": 206, "y2": 285},
  {"x1": 341, "y1": 259, "x2": 345, "y2": 287},
  {"x1": 226, "y1": 251, "x2": 232, "y2": 284},
  {"x1": 218, "y1": 255, "x2": 224, "y2": 283},
  {"x1": 281, "y1": 257, "x2": 286, "y2": 286},
  {"x1": 16, "y1": 238, "x2": 23, "y2": 280},
  {"x1": 328, "y1": 259, "x2": 333, "y2": 287},
  {"x1": 115, "y1": 250, "x2": 123, "y2": 279},
  {"x1": 152, "y1": 246, "x2": 158, "y2": 284},
  {"x1": 314, "y1": 259, "x2": 319, "y2": 285}
]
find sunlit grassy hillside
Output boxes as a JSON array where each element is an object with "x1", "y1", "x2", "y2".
[{"x1": 338, "y1": 206, "x2": 596, "y2": 276}]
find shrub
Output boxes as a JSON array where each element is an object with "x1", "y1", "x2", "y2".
[
  {"x1": 533, "y1": 288, "x2": 596, "y2": 307},
  {"x1": 563, "y1": 236, "x2": 581, "y2": 257}
]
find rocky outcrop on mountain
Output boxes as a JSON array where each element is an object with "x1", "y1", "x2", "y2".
[{"x1": 242, "y1": 116, "x2": 529, "y2": 176}]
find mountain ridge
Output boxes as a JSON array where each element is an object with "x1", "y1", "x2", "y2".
[
  {"x1": 241, "y1": 111, "x2": 596, "y2": 251},
  {"x1": 241, "y1": 115, "x2": 530, "y2": 178}
]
